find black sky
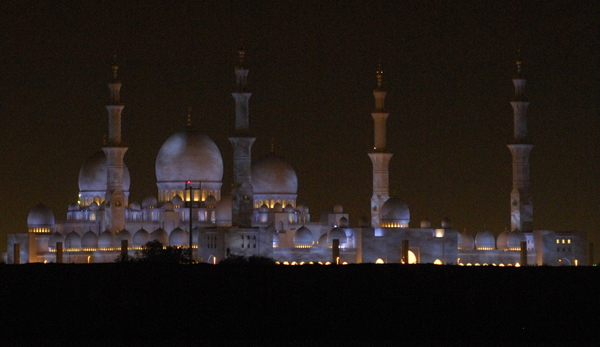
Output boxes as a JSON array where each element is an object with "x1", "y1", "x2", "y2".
[{"x1": 0, "y1": 1, "x2": 598, "y2": 256}]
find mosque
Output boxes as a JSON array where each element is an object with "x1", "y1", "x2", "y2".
[{"x1": 3, "y1": 49, "x2": 590, "y2": 266}]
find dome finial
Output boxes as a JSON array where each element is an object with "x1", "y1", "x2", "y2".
[
  {"x1": 111, "y1": 54, "x2": 119, "y2": 81},
  {"x1": 376, "y1": 63, "x2": 384, "y2": 89},
  {"x1": 236, "y1": 38, "x2": 245, "y2": 70},
  {"x1": 516, "y1": 48, "x2": 523, "y2": 77},
  {"x1": 185, "y1": 107, "x2": 194, "y2": 130}
]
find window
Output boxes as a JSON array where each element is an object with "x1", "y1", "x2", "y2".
[{"x1": 194, "y1": 190, "x2": 200, "y2": 201}]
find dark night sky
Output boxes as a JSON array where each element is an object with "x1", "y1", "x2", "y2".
[{"x1": 0, "y1": 1, "x2": 598, "y2": 256}]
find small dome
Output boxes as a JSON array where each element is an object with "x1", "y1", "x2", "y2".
[
  {"x1": 380, "y1": 197, "x2": 410, "y2": 224},
  {"x1": 133, "y1": 228, "x2": 150, "y2": 247},
  {"x1": 273, "y1": 202, "x2": 282, "y2": 213},
  {"x1": 215, "y1": 195, "x2": 232, "y2": 224},
  {"x1": 163, "y1": 201, "x2": 174, "y2": 211},
  {"x1": 169, "y1": 227, "x2": 188, "y2": 247},
  {"x1": 252, "y1": 153, "x2": 298, "y2": 194},
  {"x1": 317, "y1": 233, "x2": 328, "y2": 248},
  {"x1": 129, "y1": 202, "x2": 141, "y2": 211},
  {"x1": 89, "y1": 202, "x2": 99, "y2": 211},
  {"x1": 329, "y1": 227, "x2": 347, "y2": 246},
  {"x1": 155, "y1": 129, "x2": 223, "y2": 183},
  {"x1": 49, "y1": 232, "x2": 64, "y2": 248},
  {"x1": 259, "y1": 204, "x2": 269, "y2": 213},
  {"x1": 338, "y1": 216, "x2": 349, "y2": 227},
  {"x1": 79, "y1": 150, "x2": 130, "y2": 192},
  {"x1": 205, "y1": 195, "x2": 217, "y2": 208},
  {"x1": 441, "y1": 217, "x2": 452, "y2": 228},
  {"x1": 171, "y1": 195, "x2": 183, "y2": 208},
  {"x1": 98, "y1": 230, "x2": 115, "y2": 249},
  {"x1": 460, "y1": 231, "x2": 474, "y2": 250},
  {"x1": 297, "y1": 205, "x2": 309, "y2": 213},
  {"x1": 293, "y1": 226, "x2": 313, "y2": 246},
  {"x1": 475, "y1": 230, "x2": 495, "y2": 250},
  {"x1": 142, "y1": 196, "x2": 158, "y2": 209},
  {"x1": 116, "y1": 229, "x2": 133, "y2": 246},
  {"x1": 333, "y1": 204, "x2": 343, "y2": 214},
  {"x1": 81, "y1": 231, "x2": 98, "y2": 249},
  {"x1": 497, "y1": 231, "x2": 510, "y2": 251},
  {"x1": 284, "y1": 204, "x2": 295, "y2": 213},
  {"x1": 507, "y1": 230, "x2": 525, "y2": 250},
  {"x1": 420, "y1": 220, "x2": 431, "y2": 228},
  {"x1": 27, "y1": 203, "x2": 55, "y2": 227},
  {"x1": 68, "y1": 202, "x2": 80, "y2": 211},
  {"x1": 64, "y1": 231, "x2": 81, "y2": 250},
  {"x1": 150, "y1": 228, "x2": 168, "y2": 245}
]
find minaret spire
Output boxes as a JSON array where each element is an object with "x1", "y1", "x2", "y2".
[
  {"x1": 507, "y1": 52, "x2": 533, "y2": 232},
  {"x1": 103, "y1": 56, "x2": 129, "y2": 232},
  {"x1": 368, "y1": 63, "x2": 393, "y2": 227},
  {"x1": 229, "y1": 43, "x2": 256, "y2": 227}
]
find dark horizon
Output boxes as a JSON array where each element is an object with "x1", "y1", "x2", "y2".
[{"x1": 1, "y1": 1, "x2": 598, "y2": 256}]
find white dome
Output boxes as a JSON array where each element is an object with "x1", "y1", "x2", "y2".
[
  {"x1": 497, "y1": 231, "x2": 510, "y2": 251},
  {"x1": 116, "y1": 229, "x2": 133, "y2": 246},
  {"x1": 205, "y1": 195, "x2": 217, "y2": 208},
  {"x1": 284, "y1": 204, "x2": 295, "y2": 213},
  {"x1": 68, "y1": 202, "x2": 80, "y2": 211},
  {"x1": 475, "y1": 230, "x2": 495, "y2": 250},
  {"x1": 329, "y1": 227, "x2": 347, "y2": 246},
  {"x1": 89, "y1": 202, "x2": 99, "y2": 211},
  {"x1": 441, "y1": 217, "x2": 452, "y2": 228},
  {"x1": 380, "y1": 197, "x2": 410, "y2": 223},
  {"x1": 133, "y1": 228, "x2": 150, "y2": 247},
  {"x1": 460, "y1": 231, "x2": 474, "y2": 250},
  {"x1": 78, "y1": 150, "x2": 130, "y2": 192},
  {"x1": 163, "y1": 201, "x2": 174, "y2": 211},
  {"x1": 252, "y1": 153, "x2": 298, "y2": 194},
  {"x1": 150, "y1": 228, "x2": 168, "y2": 245},
  {"x1": 171, "y1": 195, "x2": 183, "y2": 208},
  {"x1": 293, "y1": 226, "x2": 313, "y2": 246},
  {"x1": 317, "y1": 233, "x2": 328, "y2": 248},
  {"x1": 49, "y1": 232, "x2": 64, "y2": 248},
  {"x1": 142, "y1": 196, "x2": 158, "y2": 209},
  {"x1": 129, "y1": 202, "x2": 141, "y2": 211},
  {"x1": 156, "y1": 129, "x2": 223, "y2": 183},
  {"x1": 82, "y1": 231, "x2": 98, "y2": 249},
  {"x1": 338, "y1": 217, "x2": 349, "y2": 227},
  {"x1": 507, "y1": 230, "x2": 525, "y2": 250},
  {"x1": 64, "y1": 231, "x2": 81, "y2": 250},
  {"x1": 259, "y1": 204, "x2": 269, "y2": 212},
  {"x1": 27, "y1": 203, "x2": 55, "y2": 227},
  {"x1": 169, "y1": 227, "x2": 188, "y2": 247},
  {"x1": 98, "y1": 230, "x2": 115, "y2": 249}
]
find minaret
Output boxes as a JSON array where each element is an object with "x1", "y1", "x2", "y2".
[
  {"x1": 368, "y1": 65, "x2": 393, "y2": 227},
  {"x1": 228, "y1": 44, "x2": 256, "y2": 227},
  {"x1": 507, "y1": 53, "x2": 533, "y2": 232},
  {"x1": 102, "y1": 58, "x2": 128, "y2": 232}
]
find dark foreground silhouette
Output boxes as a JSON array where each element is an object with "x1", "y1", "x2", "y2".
[{"x1": 0, "y1": 263, "x2": 598, "y2": 344}]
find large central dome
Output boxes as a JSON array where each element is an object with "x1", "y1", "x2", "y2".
[
  {"x1": 252, "y1": 153, "x2": 298, "y2": 194},
  {"x1": 156, "y1": 129, "x2": 223, "y2": 182}
]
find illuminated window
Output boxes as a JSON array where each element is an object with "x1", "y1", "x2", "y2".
[
  {"x1": 186, "y1": 190, "x2": 190, "y2": 201},
  {"x1": 194, "y1": 190, "x2": 200, "y2": 201},
  {"x1": 408, "y1": 250, "x2": 417, "y2": 264},
  {"x1": 202, "y1": 190, "x2": 207, "y2": 201},
  {"x1": 282, "y1": 200, "x2": 287, "y2": 207},
  {"x1": 178, "y1": 190, "x2": 184, "y2": 199},
  {"x1": 90, "y1": 213, "x2": 95, "y2": 221},
  {"x1": 209, "y1": 190, "x2": 213, "y2": 197},
  {"x1": 375, "y1": 258, "x2": 385, "y2": 264},
  {"x1": 171, "y1": 190, "x2": 176, "y2": 199},
  {"x1": 562, "y1": 239, "x2": 565, "y2": 244},
  {"x1": 255, "y1": 201, "x2": 259, "y2": 209},
  {"x1": 95, "y1": 197, "x2": 100, "y2": 205},
  {"x1": 270, "y1": 200, "x2": 275, "y2": 208},
  {"x1": 567, "y1": 239, "x2": 571, "y2": 244},
  {"x1": 556, "y1": 239, "x2": 560, "y2": 244}
]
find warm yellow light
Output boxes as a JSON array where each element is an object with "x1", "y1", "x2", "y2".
[
  {"x1": 575, "y1": 259, "x2": 578, "y2": 266},
  {"x1": 213, "y1": 257, "x2": 216, "y2": 265},
  {"x1": 325, "y1": 262, "x2": 331, "y2": 265},
  {"x1": 434, "y1": 259, "x2": 442, "y2": 265},
  {"x1": 291, "y1": 261, "x2": 297, "y2": 266},
  {"x1": 375, "y1": 258, "x2": 384, "y2": 264},
  {"x1": 87, "y1": 256, "x2": 90, "y2": 264},
  {"x1": 283, "y1": 261, "x2": 289, "y2": 265},
  {"x1": 299, "y1": 262, "x2": 305, "y2": 265},
  {"x1": 515, "y1": 262, "x2": 520, "y2": 267}
]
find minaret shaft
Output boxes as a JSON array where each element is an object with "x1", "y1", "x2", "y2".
[
  {"x1": 369, "y1": 68, "x2": 392, "y2": 227},
  {"x1": 508, "y1": 61, "x2": 533, "y2": 232},
  {"x1": 104, "y1": 66, "x2": 127, "y2": 232},
  {"x1": 229, "y1": 48, "x2": 255, "y2": 227}
]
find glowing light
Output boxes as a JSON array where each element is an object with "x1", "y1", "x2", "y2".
[
  {"x1": 213, "y1": 257, "x2": 216, "y2": 265},
  {"x1": 434, "y1": 259, "x2": 442, "y2": 265},
  {"x1": 325, "y1": 262, "x2": 331, "y2": 265},
  {"x1": 44, "y1": 260, "x2": 47, "y2": 264},
  {"x1": 291, "y1": 261, "x2": 297, "y2": 266},
  {"x1": 575, "y1": 259, "x2": 578, "y2": 266},
  {"x1": 375, "y1": 258, "x2": 384, "y2": 264},
  {"x1": 515, "y1": 262, "x2": 520, "y2": 267},
  {"x1": 283, "y1": 261, "x2": 289, "y2": 265},
  {"x1": 87, "y1": 256, "x2": 90, "y2": 264},
  {"x1": 336, "y1": 257, "x2": 340, "y2": 265}
]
